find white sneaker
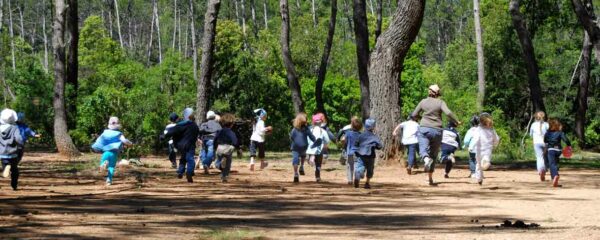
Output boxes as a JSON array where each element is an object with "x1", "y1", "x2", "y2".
[
  {"x1": 106, "y1": 180, "x2": 112, "y2": 186},
  {"x1": 449, "y1": 154, "x2": 456, "y2": 163},
  {"x1": 2, "y1": 165, "x2": 11, "y2": 178},
  {"x1": 99, "y1": 161, "x2": 108, "y2": 172},
  {"x1": 423, "y1": 157, "x2": 433, "y2": 171}
]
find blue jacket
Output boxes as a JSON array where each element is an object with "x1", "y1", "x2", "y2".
[
  {"x1": 214, "y1": 128, "x2": 239, "y2": 149},
  {"x1": 17, "y1": 123, "x2": 36, "y2": 143},
  {"x1": 344, "y1": 130, "x2": 361, "y2": 156},
  {"x1": 92, "y1": 129, "x2": 124, "y2": 152},
  {"x1": 289, "y1": 126, "x2": 318, "y2": 152},
  {"x1": 165, "y1": 120, "x2": 200, "y2": 152},
  {"x1": 354, "y1": 130, "x2": 383, "y2": 158},
  {"x1": 544, "y1": 131, "x2": 571, "y2": 150}
]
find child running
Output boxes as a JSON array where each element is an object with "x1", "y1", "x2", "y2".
[
  {"x1": 164, "y1": 108, "x2": 200, "y2": 183},
  {"x1": 289, "y1": 112, "x2": 318, "y2": 183},
  {"x1": 343, "y1": 117, "x2": 362, "y2": 185},
  {"x1": 393, "y1": 116, "x2": 419, "y2": 175},
  {"x1": 213, "y1": 113, "x2": 239, "y2": 183},
  {"x1": 306, "y1": 114, "x2": 330, "y2": 182},
  {"x1": 544, "y1": 118, "x2": 571, "y2": 187},
  {"x1": 319, "y1": 114, "x2": 336, "y2": 164},
  {"x1": 440, "y1": 121, "x2": 461, "y2": 178},
  {"x1": 164, "y1": 113, "x2": 179, "y2": 168},
  {"x1": 1, "y1": 109, "x2": 24, "y2": 191},
  {"x1": 199, "y1": 110, "x2": 222, "y2": 174},
  {"x1": 353, "y1": 119, "x2": 383, "y2": 189},
  {"x1": 471, "y1": 113, "x2": 500, "y2": 185},
  {"x1": 530, "y1": 111, "x2": 549, "y2": 181},
  {"x1": 92, "y1": 117, "x2": 133, "y2": 186},
  {"x1": 249, "y1": 108, "x2": 272, "y2": 171},
  {"x1": 462, "y1": 115, "x2": 480, "y2": 178}
]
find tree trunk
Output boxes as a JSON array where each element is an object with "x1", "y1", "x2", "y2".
[
  {"x1": 52, "y1": 0, "x2": 80, "y2": 157},
  {"x1": 66, "y1": 0, "x2": 79, "y2": 129},
  {"x1": 342, "y1": 0, "x2": 353, "y2": 39},
  {"x1": 280, "y1": 0, "x2": 305, "y2": 114},
  {"x1": 153, "y1": 0, "x2": 163, "y2": 63},
  {"x1": 367, "y1": 0, "x2": 374, "y2": 15},
  {"x1": 195, "y1": 0, "x2": 221, "y2": 124},
  {"x1": 147, "y1": 3, "x2": 155, "y2": 63},
  {"x1": 172, "y1": 0, "x2": 177, "y2": 50},
  {"x1": 311, "y1": 0, "x2": 317, "y2": 27},
  {"x1": 114, "y1": 0, "x2": 124, "y2": 47},
  {"x1": 8, "y1": 0, "x2": 16, "y2": 72},
  {"x1": 575, "y1": 31, "x2": 591, "y2": 147},
  {"x1": 0, "y1": 0, "x2": 3, "y2": 32},
  {"x1": 315, "y1": 0, "x2": 337, "y2": 117},
  {"x1": 509, "y1": 0, "x2": 545, "y2": 113},
  {"x1": 353, "y1": 0, "x2": 370, "y2": 119},
  {"x1": 250, "y1": 0, "x2": 258, "y2": 38},
  {"x1": 374, "y1": 0, "x2": 382, "y2": 43},
  {"x1": 241, "y1": 0, "x2": 247, "y2": 37},
  {"x1": 473, "y1": 0, "x2": 485, "y2": 111},
  {"x1": 571, "y1": 0, "x2": 600, "y2": 64},
  {"x1": 17, "y1": 4, "x2": 23, "y2": 38},
  {"x1": 368, "y1": 0, "x2": 424, "y2": 160},
  {"x1": 42, "y1": 0, "x2": 49, "y2": 73},
  {"x1": 235, "y1": 0, "x2": 240, "y2": 25},
  {"x1": 190, "y1": 0, "x2": 197, "y2": 97},
  {"x1": 263, "y1": 0, "x2": 268, "y2": 29}
]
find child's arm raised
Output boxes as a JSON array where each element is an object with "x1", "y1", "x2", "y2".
[{"x1": 392, "y1": 123, "x2": 402, "y2": 136}]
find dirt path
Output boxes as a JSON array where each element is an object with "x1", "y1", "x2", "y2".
[{"x1": 1, "y1": 152, "x2": 599, "y2": 239}]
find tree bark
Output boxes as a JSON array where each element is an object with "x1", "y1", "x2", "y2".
[
  {"x1": 263, "y1": 0, "x2": 268, "y2": 29},
  {"x1": 250, "y1": 0, "x2": 258, "y2": 37},
  {"x1": 0, "y1": 0, "x2": 3, "y2": 32},
  {"x1": 368, "y1": 0, "x2": 424, "y2": 160},
  {"x1": 311, "y1": 0, "x2": 317, "y2": 27},
  {"x1": 241, "y1": 0, "x2": 247, "y2": 37},
  {"x1": 353, "y1": 0, "x2": 370, "y2": 119},
  {"x1": 17, "y1": 4, "x2": 23, "y2": 38},
  {"x1": 153, "y1": 0, "x2": 163, "y2": 63},
  {"x1": 8, "y1": 0, "x2": 16, "y2": 72},
  {"x1": 315, "y1": 0, "x2": 337, "y2": 117},
  {"x1": 66, "y1": 0, "x2": 79, "y2": 128},
  {"x1": 280, "y1": 0, "x2": 305, "y2": 114},
  {"x1": 42, "y1": 0, "x2": 49, "y2": 73},
  {"x1": 190, "y1": 0, "x2": 197, "y2": 75},
  {"x1": 509, "y1": 0, "x2": 546, "y2": 113},
  {"x1": 172, "y1": 0, "x2": 177, "y2": 50},
  {"x1": 114, "y1": 0, "x2": 124, "y2": 47},
  {"x1": 473, "y1": 0, "x2": 485, "y2": 111},
  {"x1": 195, "y1": 0, "x2": 221, "y2": 124},
  {"x1": 575, "y1": 31, "x2": 591, "y2": 147},
  {"x1": 52, "y1": 0, "x2": 80, "y2": 157},
  {"x1": 571, "y1": 0, "x2": 600, "y2": 64},
  {"x1": 374, "y1": 0, "x2": 382, "y2": 43},
  {"x1": 147, "y1": 3, "x2": 155, "y2": 63},
  {"x1": 342, "y1": 0, "x2": 353, "y2": 39}
]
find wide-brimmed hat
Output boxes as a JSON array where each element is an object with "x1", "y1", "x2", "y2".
[{"x1": 108, "y1": 116, "x2": 121, "y2": 130}]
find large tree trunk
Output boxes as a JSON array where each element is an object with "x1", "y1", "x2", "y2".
[
  {"x1": 315, "y1": 0, "x2": 337, "y2": 117},
  {"x1": 368, "y1": 0, "x2": 424, "y2": 160},
  {"x1": 374, "y1": 0, "x2": 382, "y2": 43},
  {"x1": 195, "y1": 0, "x2": 221, "y2": 124},
  {"x1": 509, "y1": 0, "x2": 546, "y2": 113},
  {"x1": 353, "y1": 0, "x2": 370, "y2": 119},
  {"x1": 571, "y1": 0, "x2": 600, "y2": 64},
  {"x1": 66, "y1": 0, "x2": 79, "y2": 129},
  {"x1": 575, "y1": 32, "x2": 591, "y2": 147},
  {"x1": 473, "y1": 0, "x2": 485, "y2": 111},
  {"x1": 280, "y1": 0, "x2": 305, "y2": 114},
  {"x1": 52, "y1": 0, "x2": 80, "y2": 157}
]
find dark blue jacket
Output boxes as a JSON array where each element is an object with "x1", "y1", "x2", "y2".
[
  {"x1": 544, "y1": 131, "x2": 571, "y2": 150},
  {"x1": 214, "y1": 128, "x2": 239, "y2": 149},
  {"x1": 290, "y1": 127, "x2": 317, "y2": 152},
  {"x1": 165, "y1": 120, "x2": 200, "y2": 152},
  {"x1": 354, "y1": 130, "x2": 383, "y2": 158}
]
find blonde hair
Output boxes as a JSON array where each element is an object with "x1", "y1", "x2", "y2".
[
  {"x1": 534, "y1": 111, "x2": 545, "y2": 133},
  {"x1": 350, "y1": 116, "x2": 362, "y2": 131},
  {"x1": 480, "y1": 114, "x2": 493, "y2": 128},
  {"x1": 293, "y1": 112, "x2": 308, "y2": 129}
]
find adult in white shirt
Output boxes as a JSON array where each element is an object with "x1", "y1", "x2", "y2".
[
  {"x1": 529, "y1": 111, "x2": 549, "y2": 181},
  {"x1": 393, "y1": 116, "x2": 420, "y2": 175}
]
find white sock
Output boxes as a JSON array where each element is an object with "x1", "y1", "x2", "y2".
[{"x1": 250, "y1": 157, "x2": 255, "y2": 165}]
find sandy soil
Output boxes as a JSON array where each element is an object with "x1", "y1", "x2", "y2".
[{"x1": 1, "y1": 152, "x2": 599, "y2": 239}]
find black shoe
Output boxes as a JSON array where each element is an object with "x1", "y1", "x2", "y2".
[
  {"x1": 407, "y1": 168, "x2": 412, "y2": 175},
  {"x1": 12, "y1": 185, "x2": 18, "y2": 191},
  {"x1": 186, "y1": 174, "x2": 193, "y2": 183},
  {"x1": 364, "y1": 183, "x2": 371, "y2": 189},
  {"x1": 299, "y1": 167, "x2": 305, "y2": 175},
  {"x1": 171, "y1": 164, "x2": 177, "y2": 169},
  {"x1": 444, "y1": 174, "x2": 449, "y2": 178},
  {"x1": 177, "y1": 174, "x2": 183, "y2": 179},
  {"x1": 354, "y1": 179, "x2": 359, "y2": 188},
  {"x1": 316, "y1": 178, "x2": 321, "y2": 183},
  {"x1": 294, "y1": 176, "x2": 299, "y2": 183}
]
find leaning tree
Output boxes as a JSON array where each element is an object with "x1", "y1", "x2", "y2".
[
  {"x1": 368, "y1": 0, "x2": 425, "y2": 160},
  {"x1": 196, "y1": 0, "x2": 221, "y2": 124}
]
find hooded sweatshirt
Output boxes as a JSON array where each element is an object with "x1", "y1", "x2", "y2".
[{"x1": 0, "y1": 109, "x2": 23, "y2": 158}]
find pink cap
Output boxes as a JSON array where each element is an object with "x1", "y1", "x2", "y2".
[{"x1": 312, "y1": 114, "x2": 323, "y2": 124}]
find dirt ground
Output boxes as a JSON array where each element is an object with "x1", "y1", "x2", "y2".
[{"x1": 1, "y1": 152, "x2": 599, "y2": 240}]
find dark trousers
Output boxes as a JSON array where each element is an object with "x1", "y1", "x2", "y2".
[
  {"x1": 546, "y1": 150, "x2": 561, "y2": 180},
  {"x1": 405, "y1": 144, "x2": 418, "y2": 168},
  {"x1": 440, "y1": 144, "x2": 457, "y2": 174},
  {"x1": 168, "y1": 144, "x2": 177, "y2": 167},
  {"x1": 468, "y1": 152, "x2": 476, "y2": 174},
  {"x1": 313, "y1": 155, "x2": 323, "y2": 179},
  {"x1": 2, "y1": 158, "x2": 20, "y2": 190}
]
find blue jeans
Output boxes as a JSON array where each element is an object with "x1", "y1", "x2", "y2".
[
  {"x1": 547, "y1": 150, "x2": 561, "y2": 180},
  {"x1": 355, "y1": 156, "x2": 375, "y2": 179},
  {"x1": 201, "y1": 140, "x2": 215, "y2": 167},
  {"x1": 417, "y1": 127, "x2": 442, "y2": 172},
  {"x1": 178, "y1": 148, "x2": 196, "y2": 176},
  {"x1": 217, "y1": 153, "x2": 233, "y2": 178},
  {"x1": 292, "y1": 150, "x2": 306, "y2": 166},
  {"x1": 100, "y1": 151, "x2": 118, "y2": 183},
  {"x1": 2, "y1": 158, "x2": 19, "y2": 189},
  {"x1": 468, "y1": 152, "x2": 476, "y2": 174},
  {"x1": 404, "y1": 144, "x2": 418, "y2": 168},
  {"x1": 440, "y1": 144, "x2": 457, "y2": 174}
]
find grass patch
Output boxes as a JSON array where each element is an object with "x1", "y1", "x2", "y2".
[{"x1": 201, "y1": 228, "x2": 267, "y2": 240}]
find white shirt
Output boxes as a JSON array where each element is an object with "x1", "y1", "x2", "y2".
[
  {"x1": 463, "y1": 127, "x2": 477, "y2": 152},
  {"x1": 164, "y1": 123, "x2": 176, "y2": 144},
  {"x1": 306, "y1": 126, "x2": 330, "y2": 155},
  {"x1": 473, "y1": 126, "x2": 500, "y2": 158},
  {"x1": 529, "y1": 121, "x2": 548, "y2": 145},
  {"x1": 399, "y1": 120, "x2": 419, "y2": 145},
  {"x1": 250, "y1": 119, "x2": 266, "y2": 143},
  {"x1": 441, "y1": 129, "x2": 459, "y2": 148}
]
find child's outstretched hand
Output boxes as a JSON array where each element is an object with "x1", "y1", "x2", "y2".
[{"x1": 34, "y1": 134, "x2": 42, "y2": 138}]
